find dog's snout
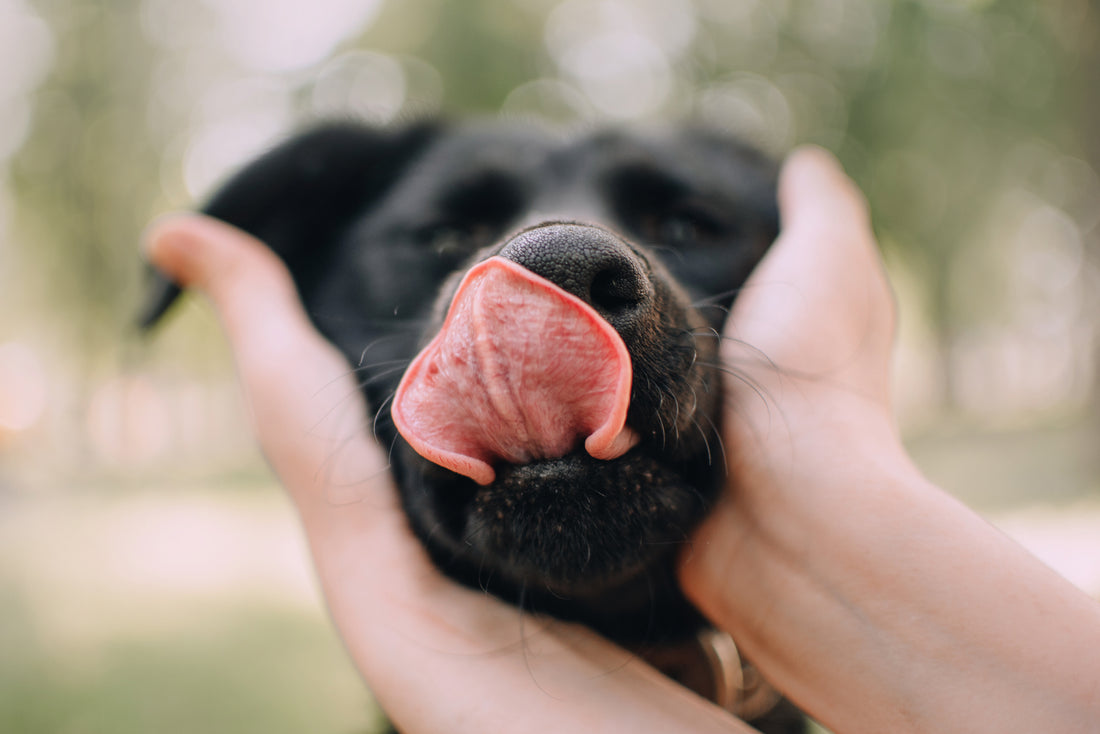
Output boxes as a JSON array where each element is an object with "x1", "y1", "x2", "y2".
[{"x1": 498, "y1": 224, "x2": 653, "y2": 322}]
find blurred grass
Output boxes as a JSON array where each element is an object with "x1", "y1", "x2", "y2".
[
  {"x1": 2, "y1": 417, "x2": 1098, "y2": 734},
  {"x1": 0, "y1": 596, "x2": 379, "y2": 734},
  {"x1": 0, "y1": 484, "x2": 383, "y2": 734},
  {"x1": 906, "y1": 414, "x2": 1099, "y2": 511}
]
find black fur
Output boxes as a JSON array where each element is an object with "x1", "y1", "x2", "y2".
[{"x1": 144, "y1": 119, "x2": 795, "y2": 729}]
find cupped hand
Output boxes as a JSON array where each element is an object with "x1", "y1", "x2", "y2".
[
  {"x1": 146, "y1": 149, "x2": 1100, "y2": 734},
  {"x1": 680, "y1": 148, "x2": 1100, "y2": 734},
  {"x1": 144, "y1": 214, "x2": 758, "y2": 734},
  {"x1": 678, "y1": 145, "x2": 906, "y2": 727}
]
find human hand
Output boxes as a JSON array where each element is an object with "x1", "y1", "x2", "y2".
[
  {"x1": 143, "y1": 214, "x2": 760, "y2": 734},
  {"x1": 143, "y1": 148, "x2": 1100, "y2": 734},
  {"x1": 680, "y1": 149, "x2": 1100, "y2": 734}
]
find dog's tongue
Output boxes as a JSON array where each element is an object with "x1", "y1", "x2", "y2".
[{"x1": 392, "y1": 256, "x2": 637, "y2": 485}]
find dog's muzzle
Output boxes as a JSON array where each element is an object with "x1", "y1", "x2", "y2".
[{"x1": 392, "y1": 223, "x2": 652, "y2": 484}]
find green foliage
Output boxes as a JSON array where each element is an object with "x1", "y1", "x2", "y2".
[
  {"x1": 8, "y1": 0, "x2": 1097, "y2": 395},
  {"x1": 0, "y1": 591, "x2": 379, "y2": 734},
  {"x1": 13, "y1": 0, "x2": 162, "y2": 361}
]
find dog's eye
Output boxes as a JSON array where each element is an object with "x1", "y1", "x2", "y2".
[
  {"x1": 660, "y1": 215, "x2": 701, "y2": 244},
  {"x1": 644, "y1": 204, "x2": 727, "y2": 247}
]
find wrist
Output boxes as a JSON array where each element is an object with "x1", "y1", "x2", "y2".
[{"x1": 683, "y1": 436, "x2": 1100, "y2": 734}]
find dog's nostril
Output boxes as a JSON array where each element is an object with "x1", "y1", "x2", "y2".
[
  {"x1": 497, "y1": 224, "x2": 653, "y2": 320},
  {"x1": 590, "y1": 267, "x2": 646, "y2": 315}
]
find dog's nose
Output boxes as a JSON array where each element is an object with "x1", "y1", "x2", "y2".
[{"x1": 497, "y1": 224, "x2": 654, "y2": 324}]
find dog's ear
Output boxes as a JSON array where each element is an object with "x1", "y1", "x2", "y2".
[{"x1": 139, "y1": 120, "x2": 440, "y2": 329}]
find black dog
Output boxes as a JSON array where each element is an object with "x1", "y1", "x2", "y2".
[{"x1": 143, "y1": 120, "x2": 802, "y2": 731}]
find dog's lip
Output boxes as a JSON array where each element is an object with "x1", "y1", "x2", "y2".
[
  {"x1": 587, "y1": 423, "x2": 640, "y2": 462},
  {"x1": 412, "y1": 425, "x2": 642, "y2": 487},
  {"x1": 392, "y1": 256, "x2": 637, "y2": 485}
]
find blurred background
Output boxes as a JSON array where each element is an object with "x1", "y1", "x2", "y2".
[{"x1": 1, "y1": 0, "x2": 1098, "y2": 731}]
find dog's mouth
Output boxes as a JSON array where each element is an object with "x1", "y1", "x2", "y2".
[
  {"x1": 392, "y1": 256, "x2": 641, "y2": 485},
  {"x1": 390, "y1": 222, "x2": 721, "y2": 594}
]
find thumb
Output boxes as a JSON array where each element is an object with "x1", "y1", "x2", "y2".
[
  {"x1": 723, "y1": 147, "x2": 895, "y2": 398},
  {"x1": 144, "y1": 213, "x2": 307, "y2": 356},
  {"x1": 143, "y1": 213, "x2": 393, "y2": 511}
]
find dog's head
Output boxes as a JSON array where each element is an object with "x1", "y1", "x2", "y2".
[{"x1": 144, "y1": 120, "x2": 778, "y2": 642}]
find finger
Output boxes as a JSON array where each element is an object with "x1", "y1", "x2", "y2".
[
  {"x1": 723, "y1": 147, "x2": 895, "y2": 393},
  {"x1": 144, "y1": 213, "x2": 305, "y2": 352},
  {"x1": 144, "y1": 213, "x2": 394, "y2": 513},
  {"x1": 146, "y1": 216, "x2": 761, "y2": 734},
  {"x1": 777, "y1": 146, "x2": 872, "y2": 247}
]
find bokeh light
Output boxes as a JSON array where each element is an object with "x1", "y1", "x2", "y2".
[
  {"x1": 202, "y1": 0, "x2": 384, "y2": 73},
  {"x1": 0, "y1": 0, "x2": 53, "y2": 160},
  {"x1": 0, "y1": 342, "x2": 48, "y2": 434},
  {"x1": 3, "y1": 1, "x2": 1099, "y2": 732}
]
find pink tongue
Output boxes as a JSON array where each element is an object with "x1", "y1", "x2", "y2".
[{"x1": 392, "y1": 256, "x2": 637, "y2": 485}]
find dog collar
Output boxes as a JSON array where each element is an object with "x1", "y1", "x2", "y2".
[{"x1": 637, "y1": 629, "x2": 782, "y2": 721}]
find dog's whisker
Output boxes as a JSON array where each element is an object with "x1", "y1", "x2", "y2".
[
  {"x1": 686, "y1": 326, "x2": 723, "y2": 343},
  {"x1": 516, "y1": 587, "x2": 563, "y2": 701},
  {"x1": 308, "y1": 309, "x2": 430, "y2": 330},
  {"x1": 688, "y1": 333, "x2": 802, "y2": 382},
  {"x1": 304, "y1": 379, "x2": 390, "y2": 468},
  {"x1": 542, "y1": 582, "x2": 569, "y2": 601},
  {"x1": 311, "y1": 361, "x2": 394, "y2": 402},
  {"x1": 697, "y1": 408, "x2": 729, "y2": 478},
  {"x1": 690, "y1": 286, "x2": 746, "y2": 307},
  {"x1": 656, "y1": 382, "x2": 683, "y2": 447},
  {"x1": 700, "y1": 360, "x2": 769, "y2": 398},
  {"x1": 651, "y1": 379, "x2": 669, "y2": 450},
  {"x1": 307, "y1": 362, "x2": 409, "y2": 440},
  {"x1": 691, "y1": 415, "x2": 713, "y2": 468},
  {"x1": 476, "y1": 549, "x2": 496, "y2": 594},
  {"x1": 323, "y1": 460, "x2": 393, "y2": 506},
  {"x1": 670, "y1": 387, "x2": 682, "y2": 439},
  {"x1": 646, "y1": 243, "x2": 686, "y2": 261},
  {"x1": 383, "y1": 430, "x2": 404, "y2": 476},
  {"x1": 350, "y1": 357, "x2": 411, "y2": 375},
  {"x1": 354, "y1": 363, "x2": 410, "y2": 392},
  {"x1": 355, "y1": 333, "x2": 416, "y2": 367},
  {"x1": 697, "y1": 359, "x2": 774, "y2": 413},
  {"x1": 316, "y1": 425, "x2": 374, "y2": 505},
  {"x1": 693, "y1": 303, "x2": 732, "y2": 319},
  {"x1": 372, "y1": 392, "x2": 396, "y2": 443}
]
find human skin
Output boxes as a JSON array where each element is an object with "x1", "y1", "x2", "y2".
[
  {"x1": 144, "y1": 209, "x2": 754, "y2": 734},
  {"x1": 679, "y1": 148, "x2": 1100, "y2": 733},
  {"x1": 145, "y1": 148, "x2": 1100, "y2": 733}
]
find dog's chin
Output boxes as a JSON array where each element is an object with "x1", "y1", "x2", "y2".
[{"x1": 457, "y1": 449, "x2": 711, "y2": 595}]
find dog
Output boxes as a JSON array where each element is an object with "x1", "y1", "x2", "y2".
[{"x1": 143, "y1": 119, "x2": 804, "y2": 732}]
